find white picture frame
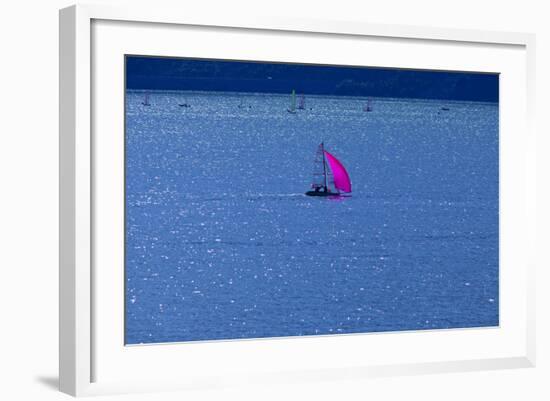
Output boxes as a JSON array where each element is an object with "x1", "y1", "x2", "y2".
[{"x1": 59, "y1": 4, "x2": 536, "y2": 397}]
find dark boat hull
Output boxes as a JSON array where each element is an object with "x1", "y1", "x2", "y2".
[{"x1": 305, "y1": 191, "x2": 345, "y2": 197}]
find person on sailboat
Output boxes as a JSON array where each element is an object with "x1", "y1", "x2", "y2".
[{"x1": 312, "y1": 185, "x2": 328, "y2": 193}]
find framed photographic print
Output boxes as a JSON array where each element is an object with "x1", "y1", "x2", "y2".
[{"x1": 59, "y1": 4, "x2": 536, "y2": 396}]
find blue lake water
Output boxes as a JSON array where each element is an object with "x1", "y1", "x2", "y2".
[{"x1": 125, "y1": 90, "x2": 499, "y2": 344}]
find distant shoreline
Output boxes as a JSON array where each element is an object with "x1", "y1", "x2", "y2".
[{"x1": 126, "y1": 56, "x2": 499, "y2": 102}]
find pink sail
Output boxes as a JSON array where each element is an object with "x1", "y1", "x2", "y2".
[{"x1": 324, "y1": 150, "x2": 352, "y2": 193}]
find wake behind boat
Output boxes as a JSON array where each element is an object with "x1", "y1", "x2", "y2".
[{"x1": 305, "y1": 143, "x2": 352, "y2": 197}]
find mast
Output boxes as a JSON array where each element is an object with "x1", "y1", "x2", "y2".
[{"x1": 321, "y1": 142, "x2": 328, "y2": 189}]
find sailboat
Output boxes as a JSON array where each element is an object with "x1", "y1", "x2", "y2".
[
  {"x1": 287, "y1": 89, "x2": 297, "y2": 114},
  {"x1": 363, "y1": 98, "x2": 373, "y2": 112},
  {"x1": 141, "y1": 92, "x2": 151, "y2": 106},
  {"x1": 238, "y1": 99, "x2": 251, "y2": 109},
  {"x1": 298, "y1": 94, "x2": 306, "y2": 110},
  {"x1": 305, "y1": 143, "x2": 352, "y2": 197},
  {"x1": 178, "y1": 97, "x2": 191, "y2": 108}
]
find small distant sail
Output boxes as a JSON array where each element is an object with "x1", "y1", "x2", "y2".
[
  {"x1": 363, "y1": 99, "x2": 372, "y2": 112},
  {"x1": 287, "y1": 89, "x2": 296, "y2": 113},
  {"x1": 142, "y1": 92, "x2": 151, "y2": 106},
  {"x1": 324, "y1": 150, "x2": 352, "y2": 193},
  {"x1": 298, "y1": 94, "x2": 305, "y2": 110}
]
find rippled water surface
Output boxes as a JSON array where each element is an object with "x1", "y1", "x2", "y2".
[{"x1": 125, "y1": 91, "x2": 499, "y2": 344}]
